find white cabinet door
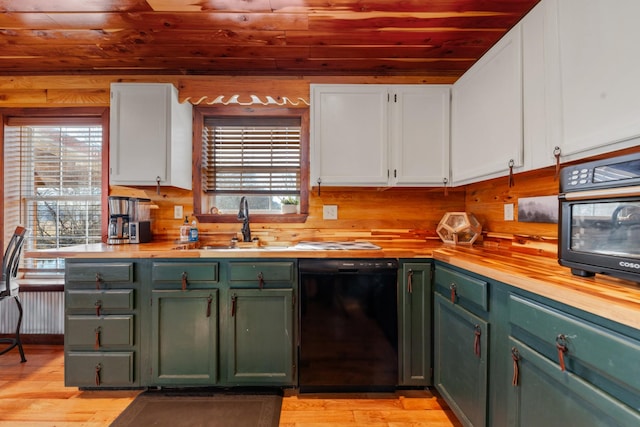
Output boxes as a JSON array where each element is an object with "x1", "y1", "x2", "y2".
[
  {"x1": 310, "y1": 84, "x2": 389, "y2": 186},
  {"x1": 110, "y1": 83, "x2": 192, "y2": 189},
  {"x1": 545, "y1": 0, "x2": 640, "y2": 161},
  {"x1": 522, "y1": 0, "x2": 557, "y2": 171},
  {"x1": 451, "y1": 25, "x2": 523, "y2": 185},
  {"x1": 390, "y1": 85, "x2": 450, "y2": 186}
]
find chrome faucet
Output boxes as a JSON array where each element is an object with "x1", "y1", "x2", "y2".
[{"x1": 237, "y1": 196, "x2": 251, "y2": 242}]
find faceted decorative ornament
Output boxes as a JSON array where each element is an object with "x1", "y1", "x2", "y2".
[{"x1": 437, "y1": 212, "x2": 482, "y2": 245}]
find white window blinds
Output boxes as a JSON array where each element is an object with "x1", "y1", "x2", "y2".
[
  {"x1": 202, "y1": 117, "x2": 301, "y2": 195},
  {"x1": 4, "y1": 117, "x2": 103, "y2": 271}
]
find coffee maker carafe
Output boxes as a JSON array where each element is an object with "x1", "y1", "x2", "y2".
[{"x1": 108, "y1": 196, "x2": 130, "y2": 244}]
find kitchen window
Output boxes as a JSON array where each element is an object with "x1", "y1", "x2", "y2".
[
  {"x1": 1, "y1": 109, "x2": 108, "y2": 276},
  {"x1": 193, "y1": 106, "x2": 309, "y2": 223}
]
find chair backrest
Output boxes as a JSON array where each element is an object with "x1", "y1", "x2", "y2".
[{"x1": 1, "y1": 226, "x2": 28, "y2": 297}]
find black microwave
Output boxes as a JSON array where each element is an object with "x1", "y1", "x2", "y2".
[{"x1": 558, "y1": 152, "x2": 640, "y2": 282}]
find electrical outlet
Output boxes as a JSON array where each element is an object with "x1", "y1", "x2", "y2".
[
  {"x1": 504, "y1": 203, "x2": 515, "y2": 221},
  {"x1": 174, "y1": 205, "x2": 184, "y2": 219},
  {"x1": 323, "y1": 205, "x2": 338, "y2": 220}
]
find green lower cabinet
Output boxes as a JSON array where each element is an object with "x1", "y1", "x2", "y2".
[
  {"x1": 65, "y1": 351, "x2": 134, "y2": 387},
  {"x1": 434, "y1": 293, "x2": 488, "y2": 427},
  {"x1": 150, "y1": 289, "x2": 218, "y2": 385},
  {"x1": 507, "y1": 337, "x2": 640, "y2": 427},
  {"x1": 398, "y1": 261, "x2": 432, "y2": 386},
  {"x1": 226, "y1": 288, "x2": 294, "y2": 385}
]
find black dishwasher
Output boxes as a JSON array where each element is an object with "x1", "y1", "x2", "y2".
[{"x1": 298, "y1": 259, "x2": 399, "y2": 392}]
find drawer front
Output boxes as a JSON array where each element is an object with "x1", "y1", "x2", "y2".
[
  {"x1": 151, "y1": 262, "x2": 219, "y2": 286},
  {"x1": 65, "y1": 351, "x2": 135, "y2": 387},
  {"x1": 509, "y1": 294, "x2": 640, "y2": 396},
  {"x1": 66, "y1": 289, "x2": 134, "y2": 312},
  {"x1": 66, "y1": 262, "x2": 134, "y2": 284},
  {"x1": 66, "y1": 315, "x2": 134, "y2": 348},
  {"x1": 435, "y1": 265, "x2": 488, "y2": 311},
  {"x1": 228, "y1": 261, "x2": 295, "y2": 286}
]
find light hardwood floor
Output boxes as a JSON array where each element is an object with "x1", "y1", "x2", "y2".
[{"x1": 0, "y1": 345, "x2": 461, "y2": 426}]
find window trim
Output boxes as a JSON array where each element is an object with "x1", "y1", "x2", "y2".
[
  {"x1": 193, "y1": 106, "x2": 309, "y2": 223},
  {"x1": 0, "y1": 107, "x2": 110, "y2": 255}
]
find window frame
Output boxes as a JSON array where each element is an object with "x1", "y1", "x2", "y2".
[
  {"x1": 0, "y1": 107, "x2": 110, "y2": 266},
  {"x1": 193, "y1": 106, "x2": 309, "y2": 223}
]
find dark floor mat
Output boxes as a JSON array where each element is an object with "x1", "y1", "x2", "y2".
[{"x1": 110, "y1": 390, "x2": 282, "y2": 427}]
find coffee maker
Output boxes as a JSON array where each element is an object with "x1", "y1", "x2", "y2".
[
  {"x1": 108, "y1": 196, "x2": 130, "y2": 244},
  {"x1": 129, "y1": 197, "x2": 152, "y2": 244}
]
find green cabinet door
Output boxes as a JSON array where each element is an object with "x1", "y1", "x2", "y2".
[
  {"x1": 226, "y1": 288, "x2": 294, "y2": 385},
  {"x1": 150, "y1": 289, "x2": 218, "y2": 385},
  {"x1": 508, "y1": 337, "x2": 640, "y2": 427},
  {"x1": 398, "y1": 261, "x2": 432, "y2": 386},
  {"x1": 434, "y1": 293, "x2": 488, "y2": 427}
]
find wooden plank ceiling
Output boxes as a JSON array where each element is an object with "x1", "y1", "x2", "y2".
[{"x1": 0, "y1": 0, "x2": 540, "y2": 78}]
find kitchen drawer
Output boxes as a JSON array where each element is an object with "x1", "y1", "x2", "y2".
[
  {"x1": 509, "y1": 294, "x2": 640, "y2": 399},
  {"x1": 434, "y1": 265, "x2": 488, "y2": 312},
  {"x1": 66, "y1": 289, "x2": 134, "y2": 313},
  {"x1": 66, "y1": 315, "x2": 134, "y2": 349},
  {"x1": 66, "y1": 262, "x2": 134, "y2": 285},
  {"x1": 151, "y1": 261, "x2": 219, "y2": 288},
  {"x1": 228, "y1": 261, "x2": 295, "y2": 287},
  {"x1": 65, "y1": 351, "x2": 135, "y2": 387}
]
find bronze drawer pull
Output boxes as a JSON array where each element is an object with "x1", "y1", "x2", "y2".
[
  {"x1": 94, "y1": 326, "x2": 102, "y2": 349},
  {"x1": 95, "y1": 363, "x2": 102, "y2": 387},
  {"x1": 95, "y1": 273, "x2": 102, "y2": 290},
  {"x1": 473, "y1": 324, "x2": 482, "y2": 357},
  {"x1": 95, "y1": 300, "x2": 102, "y2": 317},
  {"x1": 407, "y1": 269, "x2": 413, "y2": 293},
  {"x1": 556, "y1": 334, "x2": 568, "y2": 371},
  {"x1": 257, "y1": 272, "x2": 264, "y2": 289},
  {"x1": 450, "y1": 283, "x2": 457, "y2": 303},
  {"x1": 181, "y1": 272, "x2": 188, "y2": 291}
]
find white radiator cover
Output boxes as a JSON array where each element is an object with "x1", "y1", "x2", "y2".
[{"x1": 0, "y1": 292, "x2": 64, "y2": 334}]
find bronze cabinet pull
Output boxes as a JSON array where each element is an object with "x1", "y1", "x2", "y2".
[
  {"x1": 473, "y1": 324, "x2": 482, "y2": 357},
  {"x1": 407, "y1": 269, "x2": 413, "y2": 294},
  {"x1": 257, "y1": 272, "x2": 264, "y2": 289},
  {"x1": 556, "y1": 334, "x2": 569, "y2": 371},
  {"x1": 511, "y1": 347, "x2": 520, "y2": 386},
  {"x1": 94, "y1": 300, "x2": 102, "y2": 317},
  {"x1": 450, "y1": 283, "x2": 457, "y2": 303},
  {"x1": 181, "y1": 272, "x2": 188, "y2": 291},
  {"x1": 231, "y1": 294, "x2": 237, "y2": 317},
  {"x1": 206, "y1": 295, "x2": 213, "y2": 318},
  {"x1": 94, "y1": 326, "x2": 102, "y2": 349}
]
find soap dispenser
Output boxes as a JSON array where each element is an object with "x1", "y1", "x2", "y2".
[
  {"x1": 189, "y1": 219, "x2": 199, "y2": 242},
  {"x1": 179, "y1": 216, "x2": 190, "y2": 242}
]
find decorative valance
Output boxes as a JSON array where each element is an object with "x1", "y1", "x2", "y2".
[{"x1": 178, "y1": 79, "x2": 310, "y2": 107}]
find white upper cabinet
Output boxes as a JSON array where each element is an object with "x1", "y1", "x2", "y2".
[
  {"x1": 522, "y1": 0, "x2": 557, "y2": 171},
  {"x1": 390, "y1": 86, "x2": 450, "y2": 187},
  {"x1": 311, "y1": 85, "x2": 389, "y2": 186},
  {"x1": 110, "y1": 83, "x2": 193, "y2": 190},
  {"x1": 451, "y1": 24, "x2": 523, "y2": 185},
  {"x1": 545, "y1": 0, "x2": 640, "y2": 162},
  {"x1": 310, "y1": 84, "x2": 450, "y2": 187}
]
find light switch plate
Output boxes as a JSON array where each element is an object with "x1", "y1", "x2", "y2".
[
  {"x1": 323, "y1": 205, "x2": 338, "y2": 220},
  {"x1": 174, "y1": 205, "x2": 184, "y2": 219},
  {"x1": 504, "y1": 203, "x2": 514, "y2": 221}
]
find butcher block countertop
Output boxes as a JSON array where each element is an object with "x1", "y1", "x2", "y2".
[{"x1": 27, "y1": 241, "x2": 640, "y2": 330}]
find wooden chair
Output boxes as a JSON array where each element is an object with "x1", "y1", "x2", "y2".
[{"x1": 0, "y1": 226, "x2": 28, "y2": 362}]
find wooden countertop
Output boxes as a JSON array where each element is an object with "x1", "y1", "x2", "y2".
[
  {"x1": 432, "y1": 246, "x2": 640, "y2": 331},
  {"x1": 27, "y1": 241, "x2": 640, "y2": 330}
]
